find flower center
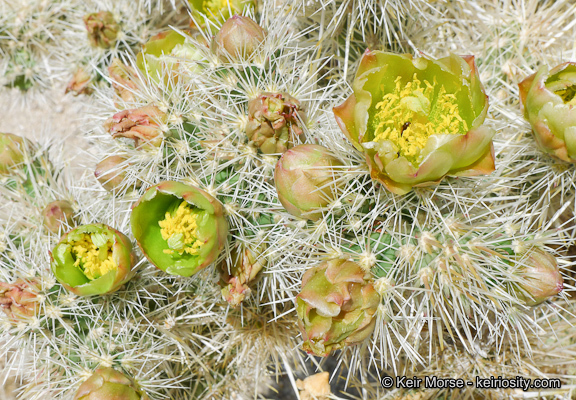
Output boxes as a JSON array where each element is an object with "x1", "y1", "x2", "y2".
[
  {"x1": 70, "y1": 234, "x2": 116, "y2": 280},
  {"x1": 555, "y1": 85, "x2": 576, "y2": 105},
  {"x1": 204, "y1": 0, "x2": 230, "y2": 14},
  {"x1": 159, "y1": 201, "x2": 204, "y2": 255},
  {"x1": 372, "y1": 74, "x2": 468, "y2": 166}
]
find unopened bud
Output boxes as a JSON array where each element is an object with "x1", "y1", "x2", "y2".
[
  {"x1": 219, "y1": 243, "x2": 266, "y2": 306},
  {"x1": 95, "y1": 155, "x2": 128, "y2": 192},
  {"x1": 0, "y1": 278, "x2": 42, "y2": 321},
  {"x1": 66, "y1": 68, "x2": 93, "y2": 96},
  {"x1": 213, "y1": 15, "x2": 266, "y2": 62},
  {"x1": 74, "y1": 367, "x2": 149, "y2": 400},
  {"x1": 246, "y1": 92, "x2": 306, "y2": 154},
  {"x1": 0, "y1": 133, "x2": 28, "y2": 174},
  {"x1": 108, "y1": 59, "x2": 138, "y2": 102},
  {"x1": 516, "y1": 250, "x2": 563, "y2": 306},
  {"x1": 275, "y1": 144, "x2": 342, "y2": 220},
  {"x1": 42, "y1": 200, "x2": 76, "y2": 233},
  {"x1": 83, "y1": 11, "x2": 120, "y2": 49},
  {"x1": 104, "y1": 105, "x2": 166, "y2": 148}
]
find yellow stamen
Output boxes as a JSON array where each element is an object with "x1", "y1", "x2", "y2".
[
  {"x1": 372, "y1": 74, "x2": 468, "y2": 166},
  {"x1": 71, "y1": 234, "x2": 116, "y2": 280},
  {"x1": 158, "y1": 201, "x2": 204, "y2": 256},
  {"x1": 555, "y1": 85, "x2": 576, "y2": 105},
  {"x1": 204, "y1": 0, "x2": 230, "y2": 13}
]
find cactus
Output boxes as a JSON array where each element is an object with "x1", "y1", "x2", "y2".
[{"x1": 2, "y1": 1, "x2": 576, "y2": 399}]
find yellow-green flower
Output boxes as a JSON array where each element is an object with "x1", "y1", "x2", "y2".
[
  {"x1": 131, "y1": 181, "x2": 228, "y2": 277},
  {"x1": 50, "y1": 224, "x2": 136, "y2": 296},
  {"x1": 519, "y1": 62, "x2": 576, "y2": 163},
  {"x1": 334, "y1": 51, "x2": 495, "y2": 194},
  {"x1": 188, "y1": 0, "x2": 255, "y2": 28}
]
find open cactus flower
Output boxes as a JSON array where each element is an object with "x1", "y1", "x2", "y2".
[
  {"x1": 334, "y1": 51, "x2": 495, "y2": 194},
  {"x1": 519, "y1": 62, "x2": 576, "y2": 163},
  {"x1": 74, "y1": 367, "x2": 149, "y2": 400},
  {"x1": 296, "y1": 259, "x2": 381, "y2": 357},
  {"x1": 50, "y1": 224, "x2": 136, "y2": 296},
  {"x1": 131, "y1": 181, "x2": 228, "y2": 277}
]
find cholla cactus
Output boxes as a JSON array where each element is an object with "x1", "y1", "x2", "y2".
[{"x1": 4, "y1": 1, "x2": 576, "y2": 399}]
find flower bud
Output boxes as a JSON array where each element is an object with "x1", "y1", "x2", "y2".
[
  {"x1": 104, "y1": 105, "x2": 166, "y2": 148},
  {"x1": 219, "y1": 243, "x2": 266, "y2": 306},
  {"x1": 213, "y1": 15, "x2": 266, "y2": 62},
  {"x1": 74, "y1": 367, "x2": 149, "y2": 400},
  {"x1": 42, "y1": 200, "x2": 76, "y2": 233},
  {"x1": 515, "y1": 250, "x2": 563, "y2": 306},
  {"x1": 0, "y1": 278, "x2": 42, "y2": 321},
  {"x1": 0, "y1": 132, "x2": 28, "y2": 174},
  {"x1": 65, "y1": 68, "x2": 93, "y2": 96},
  {"x1": 275, "y1": 144, "x2": 342, "y2": 220},
  {"x1": 108, "y1": 59, "x2": 138, "y2": 102},
  {"x1": 50, "y1": 224, "x2": 136, "y2": 296},
  {"x1": 83, "y1": 11, "x2": 120, "y2": 49},
  {"x1": 246, "y1": 92, "x2": 306, "y2": 154},
  {"x1": 131, "y1": 181, "x2": 228, "y2": 277},
  {"x1": 297, "y1": 259, "x2": 380, "y2": 356},
  {"x1": 94, "y1": 155, "x2": 128, "y2": 192}
]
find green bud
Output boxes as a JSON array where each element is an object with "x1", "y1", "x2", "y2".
[
  {"x1": 0, "y1": 132, "x2": 28, "y2": 174},
  {"x1": 83, "y1": 11, "x2": 120, "y2": 49},
  {"x1": 74, "y1": 367, "x2": 148, "y2": 400},
  {"x1": 50, "y1": 224, "x2": 136, "y2": 296},
  {"x1": 275, "y1": 144, "x2": 342, "y2": 220},
  {"x1": 42, "y1": 200, "x2": 76, "y2": 233},
  {"x1": 297, "y1": 259, "x2": 380, "y2": 357},
  {"x1": 131, "y1": 181, "x2": 228, "y2": 277},
  {"x1": 212, "y1": 15, "x2": 266, "y2": 62}
]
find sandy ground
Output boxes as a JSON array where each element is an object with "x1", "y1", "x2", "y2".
[{"x1": 0, "y1": 86, "x2": 90, "y2": 165}]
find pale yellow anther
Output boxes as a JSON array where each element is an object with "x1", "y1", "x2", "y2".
[
  {"x1": 372, "y1": 74, "x2": 468, "y2": 166},
  {"x1": 70, "y1": 234, "x2": 116, "y2": 280},
  {"x1": 158, "y1": 201, "x2": 204, "y2": 256}
]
